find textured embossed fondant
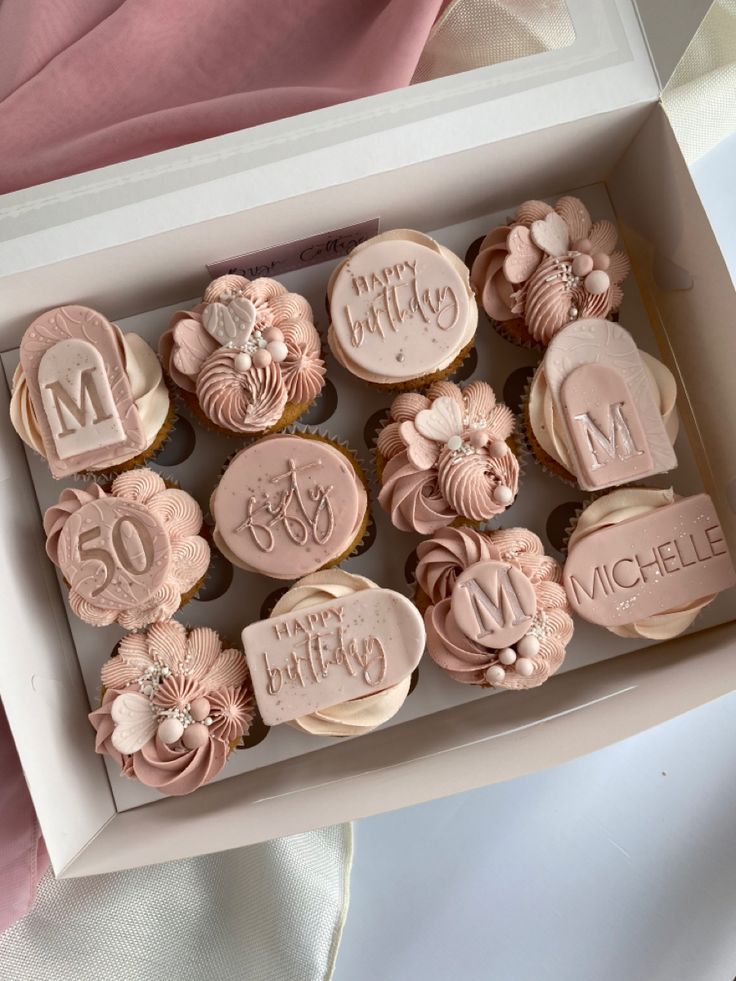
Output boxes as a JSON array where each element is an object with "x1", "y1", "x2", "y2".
[
  {"x1": 327, "y1": 230, "x2": 476, "y2": 383},
  {"x1": 242, "y1": 587, "x2": 425, "y2": 726},
  {"x1": 211, "y1": 434, "x2": 366, "y2": 579},
  {"x1": 564, "y1": 493, "x2": 736, "y2": 629},
  {"x1": 542, "y1": 319, "x2": 677, "y2": 489},
  {"x1": 19, "y1": 306, "x2": 147, "y2": 477}
]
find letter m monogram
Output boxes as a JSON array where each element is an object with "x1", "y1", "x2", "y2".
[
  {"x1": 459, "y1": 567, "x2": 532, "y2": 641},
  {"x1": 573, "y1": 403, "x2": 644, "y2": 471}
]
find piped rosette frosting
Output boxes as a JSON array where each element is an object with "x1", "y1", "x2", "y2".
[
  {"x1": 89, "y1": 620, "x2": 254, "y2": 796},
  {"x1": 44, "y1": 468, "x2": 210, "y2": 628},
  {"x1": 269, "y1": 570, "x2": 413, "y2": 737},
  {"x1": 376, "y1": 380, "x2": 519, "y2": 533},
  {"x1": 159, "y1": 274, "x2": 326, "y2": 434},
  {"x1": 417, "y1": 526, "x2": 573, "y2": 689},
  {"x1": 470, "y1": 195, "x2": 630, "y2": 346}
]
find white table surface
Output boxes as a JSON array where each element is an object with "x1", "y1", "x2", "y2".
[{"x1": 334, "y1": 135, "x2": 736, "y2": 981}]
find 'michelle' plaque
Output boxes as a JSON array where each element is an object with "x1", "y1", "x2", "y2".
[
  {"x1": 563, "y1": 494, "x2": 736, "y2": 627},
  {"x1": 242, "y1": 589, "x2": 425, "y2": 725}
]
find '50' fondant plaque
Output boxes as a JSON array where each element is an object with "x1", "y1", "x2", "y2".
[
  {"x1": 242, "y1": 589, "x2": 425, "y2": 725},
  {"x1": 19, "y1": 306, "x2": 146, "y2": 477}
]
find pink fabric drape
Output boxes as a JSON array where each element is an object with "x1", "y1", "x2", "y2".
[
  {"x1": 0, "y1": 0, "x2": 447, "y2": 932},
  {"x1": 0, "y1": 0, "x2": 446, "y2": 194}
]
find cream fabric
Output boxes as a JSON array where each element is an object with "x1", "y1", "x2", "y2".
[
  {"x1": 0, "y1": 825, "x2": 352, "y2": 981},
  {"x1": 413, "y1": 0, "x2": 575, "y2": 82},
  {"x1": 414, "y1": 0, "x2": 736, "y2": 163},
  {"x1": 662, "y1": 0, "x2": 736, "y2": 162}
]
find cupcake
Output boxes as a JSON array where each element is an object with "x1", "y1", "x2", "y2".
[
  {"x1": 327, "y1": 229, "x2": 477, "y2": 389},
  {"x1": 564, "y1": 488, "x2": 736, "y2": 640},
  {"x1": 11, "y1": 305, "x2": 172, "y2": 478},
  {"x1": 241, "y1": 569, "x2": 425, "y2": 736},
  {"x1": 375, "y1": 379, "x2": 519, "y2": 534},
  {"x1": 470, "y1": 195, "x2": 630, "y2": 348},
  {"x1": 417, "y1": 526, "x2": 573, "y2": 689},
  {"x1": 211, "y1": 432, "x2": 369, "y2": 580},
  {"x1": 523, "y1": 318, "x2": 678, "y2": 489},
  {"x1": 159, "y1": 274, "x2": 326, "y2": 435},
  {"x1": 89, "y1": 620, "x2": 255, "y2": 796},
  {"x1": 43, "y1": 468, "x2": 210, "y2": 628}
]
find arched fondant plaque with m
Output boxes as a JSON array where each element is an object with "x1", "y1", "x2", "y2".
[
  {"x1": 542, "y1": 319, "x2": 677, "y2": 490},
  {"x1": 19, "y1": 306, "x2": 146, "y2": 477}
]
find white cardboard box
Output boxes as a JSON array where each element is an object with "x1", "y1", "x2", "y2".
[{"x1": 1, "y1": 0, "x2": 735, "y2": 877}]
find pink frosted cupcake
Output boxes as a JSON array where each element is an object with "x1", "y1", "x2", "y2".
[
  {"x1": 470, "y1": 195, "x2": 630, "y2": 348},
  {"x1": 89, "y1": 620, "x2": 255, "y2": 797},
  {"x1": 159, "y1": 274, "x2": 326, "y2": 435},
  {"x1": 375, "y1": 380, "x2": 519, "y2": 534},
  {"x1": 43, "y1": 468, "x2": 210, "y2": 628},
  {"x1": 416, "y1": 526, "x2": 573, "y2": 689}
]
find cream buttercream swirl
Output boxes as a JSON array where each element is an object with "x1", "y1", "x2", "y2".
[
  {"x1": 528, "y1": 352, "x2": 679, "y2": 476},
  {"x1": 158, "y1": 275, "x2": 325, "y2": 429},
  {"x1": 271, "y1": 569, "x2": 411, "y2": 737},
  {"x1": 44, "y1": 469, "x2": 210, "y2": 629},
  {"x1": 566, "y1": 487, "x2": 713, "y2": 639},
  {"x1": 376, "y1": 379, "x2": 519, "y2": 532},
  {"x1": 89, "y1": 621, "x2": 254, "y2": 796},
  {"x1": 422, "y1": 527, "x2": 573, "y2": 689},
  {"x1": 10, "y1": 328, "x2": 169, "y2": 466}
]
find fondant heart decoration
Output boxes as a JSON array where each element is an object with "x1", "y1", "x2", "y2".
[
  {"x1": 414, "y1": 396, "x2": 464, "y2": 444},
  {"x1": 504, "y1": 225, "x2": 543, "y2": 283},
  {"x1": 530, "y1": 211, "x2": 570, "y2": 257},
  {"x1": 202, "y1": 296, "x2": 257, "y2": 350}
]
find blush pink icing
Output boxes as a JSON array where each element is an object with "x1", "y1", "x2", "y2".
[
  {"x1": 470, "y1": 196, "x2": 630, "y2": 346},
  {"x1": 89, "y1": 620, "x2": 254, "y2": 797},
  {"x1": 264, "y1": 569, "x2": 419, "y2": 737},
  {"x1": 158, "y1": 275, "x2": 325, "y2": 433},
  {"x1": 377, "y1": 380, "x2": 519, "y2": 532},
  {"x1": 418, "y1": 527, "x2": 573, "y2": 689},
  {"x1": 44, "y1": 468, "x2": 210, "y2": 628},
  {"x1": 211, "y1": 434, "x2": 367, "y2": 579},
  {"x1": 327, "y1": 230, "x2": 477, "y2": 385}
]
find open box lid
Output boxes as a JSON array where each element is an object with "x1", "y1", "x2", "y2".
[{"x1": 0, "y1": 0, "x2": 716, "y2": 329}]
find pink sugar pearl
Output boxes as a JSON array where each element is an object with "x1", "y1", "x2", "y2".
[
  {"x1": 253, "y1": 348, "x2": 272, "y2": 368},
  {"x1": 182, "y1": 723, "x2": 210, "y2": 750},
  {"x1": 263, "y1": 327, "x2": 284, "y2": 343},
  {"x1": 572, "y1": 253, "x2": 594, "y2": 277},
  {"x1": 190, "y1": 697, "x2": 211, "y2": 722}
]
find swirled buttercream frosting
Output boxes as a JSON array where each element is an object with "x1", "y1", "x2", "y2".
[
  {"x1": 470, "y1": 195, "x2": 630, "y2": 346},
  {"x1": 44, "y1": 468, "x2": 210, "y2": 628},
  {"x1": 377, "y1": 379, "x2": 519, "y2": 532},
  {"x1": 89, "y1": 620, "x2": 255, "y2": 796},
  {"x1": 158, "y1": 274, "x2": 325, "y2": 433},
  {"x1": 417, "y1": 526, "x2": 573, "y2": 689},
  {"x1": 327, "y1": 229, "x2": 477, "y2": 385}
]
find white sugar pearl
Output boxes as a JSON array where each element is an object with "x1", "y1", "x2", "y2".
[
  {"x1": 266, "y1": 340, "x2": 288, "y2": 363},
  {"x1": 515, "y1": 657, "x2": 535, "y2": 677},
  {"x1": 584, "y1": 269, "x2": 611, "y2": 295},
  {"x1": 447, "y1": 434, "x2": 463, "y2": 451},
  {"x1": 233, "y1": 352, "x2": 252, "y2": 373},
  {"x1": 493, "y1": 484, "x2": 514, "y2": 506},
  {"x1": 158, "y1": 718, "x2": 184, "y2": 744},
  {"x1": 517, "y1": 635, "x2": 540, "y2": 658},
  {"x1": 498, "y1": 647, "x2": 517, "y2": 665},
  {"x1": 485, "y1": 665, "x2": 506, "y2": 686},
  {"x1": 489, "y1": 440, "x2": 508, "y2": 459}
]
